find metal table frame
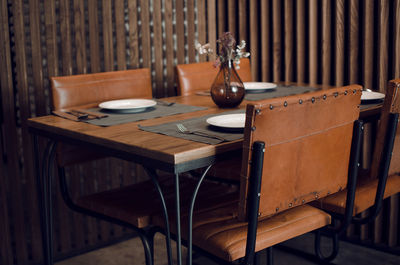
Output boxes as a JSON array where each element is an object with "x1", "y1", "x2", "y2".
[{"x1": 31, "y1": 125, "x2": 240, "y2": 265}]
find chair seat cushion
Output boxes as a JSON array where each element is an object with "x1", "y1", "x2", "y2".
[
  {"x1": 310, "y1": 174, "x2": 400, "y2": 215},
  {"x1": 154, "y1": 203, "x2": 330, "y2": 262},
  {"x1": 77, "y1": 174, "x2": 237, "y2": 228}
]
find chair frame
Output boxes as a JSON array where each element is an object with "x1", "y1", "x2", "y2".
[
  {"x1": 314, "y1": 113, "x2": 399, "y2": 261},
  {"x1": 242, "y1": 120, "x2": 363, "y2": 265}
]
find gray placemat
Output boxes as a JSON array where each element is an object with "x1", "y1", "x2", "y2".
[
  {"x1": 245, "y1": 85, "x2": 321, "y2": 101},
  {"x1": 138, "y1": 109, "x2": 245, "y2": 145},
  {"x1": 85, "y1": 103, "x2": 207, "y2": 126}
]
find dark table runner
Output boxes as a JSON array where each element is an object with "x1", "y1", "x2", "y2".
[
  {"x1": 139, "y1": 109, "x2": 245, "y2": 145},
  {"x1": 85, "y1": 103, "x2": 207, "y2": 126},
  {"x1": 245, "y1": 85, "x2": 321, "y2": 100}
]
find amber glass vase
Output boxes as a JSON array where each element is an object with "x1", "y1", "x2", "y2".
[{"x1": 210, "y1": 60, "x2": 245, "y2": 108}]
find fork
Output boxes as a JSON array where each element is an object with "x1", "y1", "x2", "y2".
[{"x1": 176, "y1": 123, "x2": 226, "y2": 142}]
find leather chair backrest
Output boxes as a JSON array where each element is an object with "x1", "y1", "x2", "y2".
[
  {"x1": 50, "y1": 69, "x2": 152, "y2": 166},
  {"x1": 51, "y1": 69, "x2": 152, "y2": 110},
  {"x1": 369, "y1": 79, "x2": 400, "y2": 176},
  {"x1": 176, "y1": 58, "x2": 252, "y2": 96},
  {"x1": 238, "y1": 85, "x2": 362, "y2": 220}
]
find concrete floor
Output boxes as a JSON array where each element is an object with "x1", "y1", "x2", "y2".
[{"x1": 56, "y1": 233, "x2": 400, "y2": 265}]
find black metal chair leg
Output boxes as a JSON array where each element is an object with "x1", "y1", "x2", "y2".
[
  {"x1": 266, "y1": 247, "x2": 273, "y2": 265},
  {"x1": 314, "y1": 230, "x2": 339, "y2": 262},
  {"x1": 136, "y1": 230, "x2": 154, "y2": 265}
]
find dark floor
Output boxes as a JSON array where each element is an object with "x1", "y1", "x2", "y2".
[{"x1": 56, "y1": 233, "x2": 400, "y2": 265}]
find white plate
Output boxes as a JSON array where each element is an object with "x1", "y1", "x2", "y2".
[
  {"x1": 361, "y1": 91, "x2": 385, "y2": 102},
  {"x1": 99, "y1": 99, "x2": 157, "y2": 113},
  {"x1": 244, "y1": 82, "x2": 277, "y2": 93},
  {"x1": 206, "y1": 113, "x2": 246, "y2": 129}
]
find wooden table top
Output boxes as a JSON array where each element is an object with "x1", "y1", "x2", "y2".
[{"x1": 27, "y1": 86, "x2": 381, "y2": 173}]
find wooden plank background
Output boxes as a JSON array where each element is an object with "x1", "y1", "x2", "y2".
[{"x1": 0, "y1": 0, "x2": 399, "y2": 264}]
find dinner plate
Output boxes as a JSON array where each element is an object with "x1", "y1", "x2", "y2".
[
  {"x1": 206, "y1": 113, "x2": 246, "y2": 129},
  {"x1": 361, "y1": 91, "x2": 385, "y2": 102},
  {"x1": 99, "y1": 99, "x2": 157, "y2": 113},
  {"x1": 244, "y1": 82, "x2": 277, "y2": 93}
]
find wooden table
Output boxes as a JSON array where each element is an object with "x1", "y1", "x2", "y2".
[{"x1": 27, "y1": 89, "x2": 381, "y2": 265}]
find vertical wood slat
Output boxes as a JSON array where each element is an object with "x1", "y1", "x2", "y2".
[
  {"x1": 249, "y1": 0, "x2": 259, "y2": 81},
  {"x1": 88, "y1": 0, "x2": 100, "y2": 73},
  {"x1": 260, "y1": 0, "x2": 270, "y2": 81},
  {"x1": 140, "y1": 0, "x2": 151, "y2": 68},
  {"x1": 29, "y1": 0, "x2": 46, "y2": 115},
  {"x1": 187, "y1": 0, "x2": 196, "y2": 63},
  {"x1": 217, "y1": 0, "x2": 226, "y2": 36},
  {"x1": 377, "y1": 0, "x2": 389, "y2": 92},
  {"x1": 102, "y1": 0, "x2": 113, "y2": 71},
  {"x1": 362, "y1": 0, "x2": 374, "y2": 90},
  {"x1": 309, "y1": 0, "x2": 318, "y2": 84},
  {"x1": 164, "y1": 0, "x2": 175, "y2": 95},
  {"x1": 10, "y1": 1, "x2": 30, "y2": 263},
  {"x1": 206, "y1": 0, "x2": 217, "y2": 61},
  {"x1": 59, "y1": 0, "x2": 73, "y2": 75},
  {"x1": 272, "y1": 0, "x2": 281, "y2": 82},
  {"x1": 227, "y1": 0, "x2": 236, "y2": 36},
  {"x1": 284, "y1": 0, "x2": 293, "y2": 82},
  {"x1": 197, "y1": 0, "x2": 207, "y2": 63},
  {"x1": 238, "y1": 0, "x2": 247, "y2": 44},
  {"x1": 348, "y1": 0, "x2": 359, "y2": 84},
  {"x1": 321, "y1": 0, "x2": 331, "y2": 85},
  {"x1": 335, "y1": 0, "x2": 345, "y2": 86},
  {"x1": 44, "y1": 0, "x2": 59, "y2": 79},
  {"x1": 128, "y1": 0, "x2": 139, "y2": 69},
  {"x1": 74, "y1": 0, "x2": 87, "y2": 74},
  {"x1": 115, "y1": 0, "x2": 126, "y2": 71},
  {"x1": 175, "y1": 0, "x2": 185, "y2": 64},
  {"x1": 393, "y1": 0, "x2": 400, "y2": 78},
  {"x1": 0, "y1": 0, "x2": 15, "y2": 263},
  {"x1": 152, "y1": 0, "x2": 163, "y2": 97},
  {"x1": 296, "y1": 0, "x2": 306, "y2": 83}
]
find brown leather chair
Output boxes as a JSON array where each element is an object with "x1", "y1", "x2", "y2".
[
  {"x1": 50, "y1": 69, "x2": 236, "y2": 265},
  {"x1": 176, "y1": 58, "x2": 252, "y2": 96},
  {"x1": 311, "y1": 79, "x2": 400, "y2": 261},
  {"x1": 154, "y1": 85, "x2": 363, "y2": 265}
]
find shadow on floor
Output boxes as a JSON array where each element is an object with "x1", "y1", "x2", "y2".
[{"x1": 56, "y1": 232, "x2": 400, "y2": 265}]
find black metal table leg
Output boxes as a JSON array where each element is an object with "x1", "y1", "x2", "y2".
[
  {"x1": 186, "y1": 164, "x2": 212, "y2": 265},
  {"x1": 33, "y1": 136, "x2": 56, "y2": 265},
  {"x1": 144, "y1": 167, "x2": 173, "y2": 265}
]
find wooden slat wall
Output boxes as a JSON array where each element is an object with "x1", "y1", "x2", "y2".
[{"x1": 0, "y1": 1, "x2": 400, "y2": 264}]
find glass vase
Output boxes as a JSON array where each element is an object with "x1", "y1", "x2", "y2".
[{"x1": 210, "y1": 60, "x2": 245, "y2": 108}]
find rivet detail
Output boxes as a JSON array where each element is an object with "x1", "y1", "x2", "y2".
[
  {"x1": 288, "y1": 203, "x2": 293, "y2": 207},
  {"x1": 256, "y1": 109, "x2": 261, "y2": 115},
  {"x1": 269, "y1": 104, "x2": 274, "y2": 110},
  {"x1": 251, "y1": 126, "x2": 256, "y2": 131},
  {"x1": 302, "y1": 199, "x2": 305, "y2": 204},
  {"x1": 258, "y1": 212, "x2": 261, "y2": 216},
  {"x1": 311, "y1": 97, "x2": 315, "y2": 103},
  {"x1": 299, "y1": 99, "x2": 303, "y2": 104},
  {"x1": 284, "y1": 101, "x2": 288, "y2": 107},
  {"x1": 275, "y1": 207, "x2": 279, "y2": 212},
  {"x1": 353, "y1": 89, "x2": 356, "y2": 94},
  {"x1": 334, "y1": 92, "x2": 339, "y2": 97},
  {"x1": 344, "y1": 90, "x2": 348, "y2": 95},
  {"x1": 323, "y1": 95, "x2": 327, "y2": 100}
]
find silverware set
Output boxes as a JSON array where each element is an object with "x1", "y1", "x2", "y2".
[{"x1": 176, "y1": 123, "x2": 226, "y2": 141}]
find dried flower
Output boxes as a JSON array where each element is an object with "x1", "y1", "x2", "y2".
[{"x1": 195, "y1": 32, "x2": 250, "y2": 69}]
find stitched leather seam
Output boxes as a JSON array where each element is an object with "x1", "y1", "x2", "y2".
[{"x1": 223, "y1": 209, "x2": 328, "y2": 257}]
